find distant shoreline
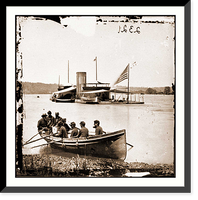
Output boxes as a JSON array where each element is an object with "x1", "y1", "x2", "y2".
[{"x1": 22, "y1": 82, "x2": 174, "y2": 95}]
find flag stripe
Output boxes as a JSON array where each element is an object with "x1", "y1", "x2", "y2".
[
  {"x1": 114, "y1": 75, "x2": 127, "y2": 85},
  {"x1": 116, "y1": 74, "x2": 128, "y2": 82},
  {"x1": 114, "y1": 64, "x2": 129, "y2": 85},
  {"x1": 114, "y1": 73, "x2": 128, "y2": 84}
]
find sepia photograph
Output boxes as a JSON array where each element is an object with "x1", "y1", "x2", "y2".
[{"x1": 15, "y1": 14, "x2": 176, "y2": 179}]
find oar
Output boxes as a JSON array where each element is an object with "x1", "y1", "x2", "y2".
[
  {"x1": 23, "y1": 132, "x2": 39, "y2": 145},
  {"x1": 31, "y1": 143, "x2": 49, "y2": 149},
  {"x1": 30, "y1": 139, "x2": 63, "y2": 149},
  {"x1": 23, "y1": 135, "x2": 51, "y2": 146},
  {"x1": 23, "y1": 127, "x2": 48, "y2": 145}
]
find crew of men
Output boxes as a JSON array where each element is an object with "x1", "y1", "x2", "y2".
[{"x1": 37, "y1": 111, "x2": 104, "y2": 138}]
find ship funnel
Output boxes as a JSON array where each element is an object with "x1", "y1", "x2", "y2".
[{"x1": 76, "y1": 72, "x2": 86, "y2": 98}]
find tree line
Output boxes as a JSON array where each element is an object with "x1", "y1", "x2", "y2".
[
  {"x1": 22, "y1": 82, "x2": 174, "y2": 95},
  {"x1": 145, "y1": 86, "x2": 173, "y2": 95}
]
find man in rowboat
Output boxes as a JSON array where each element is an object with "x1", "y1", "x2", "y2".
[
  {"x1": 37, "y1": 113, "x2": 48, "y2": 133},
  {"x1": 76, "y1": 121, "x2": 89, "y2": 138},
  {"x1": 46, "y1": 110, "x2": 55, "y2": 131},
  {"x1": 93, "y1": 120, "x2": 103, "y2": 135},
  {"x1": 69, "y1": 122, "x2": 79, "y2": 138},
  {"x1": 62, "y1": 118, "x2": 71, "y2": 133},
  {"x1": 54, "y1": 112, "x2": 62, "y2": 126},
  {"x1": 53, "y1": 121, "x2": 68, "y2": 138}
]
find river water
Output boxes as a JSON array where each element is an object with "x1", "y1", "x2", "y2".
[{"x1": 22, "y1": 94, "x2": 174, "y2": 165}]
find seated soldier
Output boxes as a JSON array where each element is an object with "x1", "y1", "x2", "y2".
[
  {"x1": 54, "y1": 112, "x2": 62, "y2": 126},
  {"x1": 37, "y1": 113, "x2": 48, "y2": 133},
  {"x1": 93, "y1": 120, "x2": 103, "y2": 135},
  {"x1": 46, "y1": 110, "x2": 55, "y2": 131},
  {"x1": 69, "y1": 122, "x2": 79, "y2": 138},
  {"x1": 62, "y1": 118, "x2": 71, "y2": 132},
  {"x1": 76, "y1": 121, "x2": 89, "y2": 138},
  {"x1": 54, "y1": 121, "x2": 68, "y2": 138}
]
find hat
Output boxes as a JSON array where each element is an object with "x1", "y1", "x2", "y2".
[
  {"x1": 70, "y1": 122, "x2": 76, "y2": 127},
  {"x1": 94, "y1": 120, "x2": 100, "y2": 125},
  {"x1": 41, "y1": 113, "x2": 47, "y2": 117},
  {"x1": 62, "y1": 118, "x2": 66, "y2": 122},
  {"x1": 58, "y1": 121, "x2": 63, "y2": 126},
  {"x1": 47, "y1": 110, "x2": 52, "y2": 114},
  {"x1": 80, "y1": 121, "x2": 85, "y2": 126}
]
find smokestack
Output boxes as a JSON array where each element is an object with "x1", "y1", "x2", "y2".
[{"x1": 76, "y1": 72, "x2": 86, "y2": 98}]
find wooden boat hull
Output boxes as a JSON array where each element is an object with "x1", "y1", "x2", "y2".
[
  {"x1": 80, "y1": 96, "x2": 99, "y2": 104},
  {"x1": 50, "y1": 86, "x2": 76, "y2": 103},
  {"x1": 55, "y1": 98, "x2": 75, "y2": 103},
  {"x1": 40, "y1": 129, "x2": 127, "y2": 160}
]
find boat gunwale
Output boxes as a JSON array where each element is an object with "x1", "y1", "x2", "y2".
[{"x1": 41, "y1": 129, "x2": 126, "y2": 146}]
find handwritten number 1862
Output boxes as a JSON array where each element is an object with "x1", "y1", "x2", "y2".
[{"x1": 118, "y1": 25, "x2": 140, "y2": 34}]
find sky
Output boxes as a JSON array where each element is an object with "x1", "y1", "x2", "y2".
[{"x1": 18, "y1": 16, "x2": 175, "y2": 87}]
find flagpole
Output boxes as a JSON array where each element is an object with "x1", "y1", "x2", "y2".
[
  {"x1": 127, "y1": 63, "x2": 130, "y2": 104},
  {"x1": 94, "y1": 56, "x2": 97, "y2": 87}
]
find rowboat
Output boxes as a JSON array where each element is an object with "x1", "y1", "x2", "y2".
[{"x1": 39, "y1": 129, "x2": 127, "y2": 160}]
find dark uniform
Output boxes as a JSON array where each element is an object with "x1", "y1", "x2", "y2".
[
  {"x1": 46, "y1": 115, "x2": 55, "y2": 127},
  {"x1": 76, "y1": 121, "x2": 89, "y2": 138},
  {"x1": 55, "y1": 125, "x2": 68, "y2": 138},
  {"x1": 78, "y1": 127, "x2": 89, "y2": 138},
  {"x1": 70, "y1": 127, "x2": 79, "y2": 138},
  {"x1": 62, "y1": 118, "x2": 71, "y2": 132},
  {"x1": 37, "y1": 114, "x2": 47, "y2": 131},
  {"x1": 54, "y1": 112, "x2": 62, "y2": 126},
  {"x1": 69, "y1": 122, "x2": 78, "y2": 138},
  {"x1": 95, "y1": 126, "x2": 103, "y2": 135},
  {"x1": 93, "y1": 120, "x2": 103, "y2": 135}
]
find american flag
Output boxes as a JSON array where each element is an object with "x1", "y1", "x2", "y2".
[{"x1": 114, "y1": 64, "x2": 129, "y2": 85}]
